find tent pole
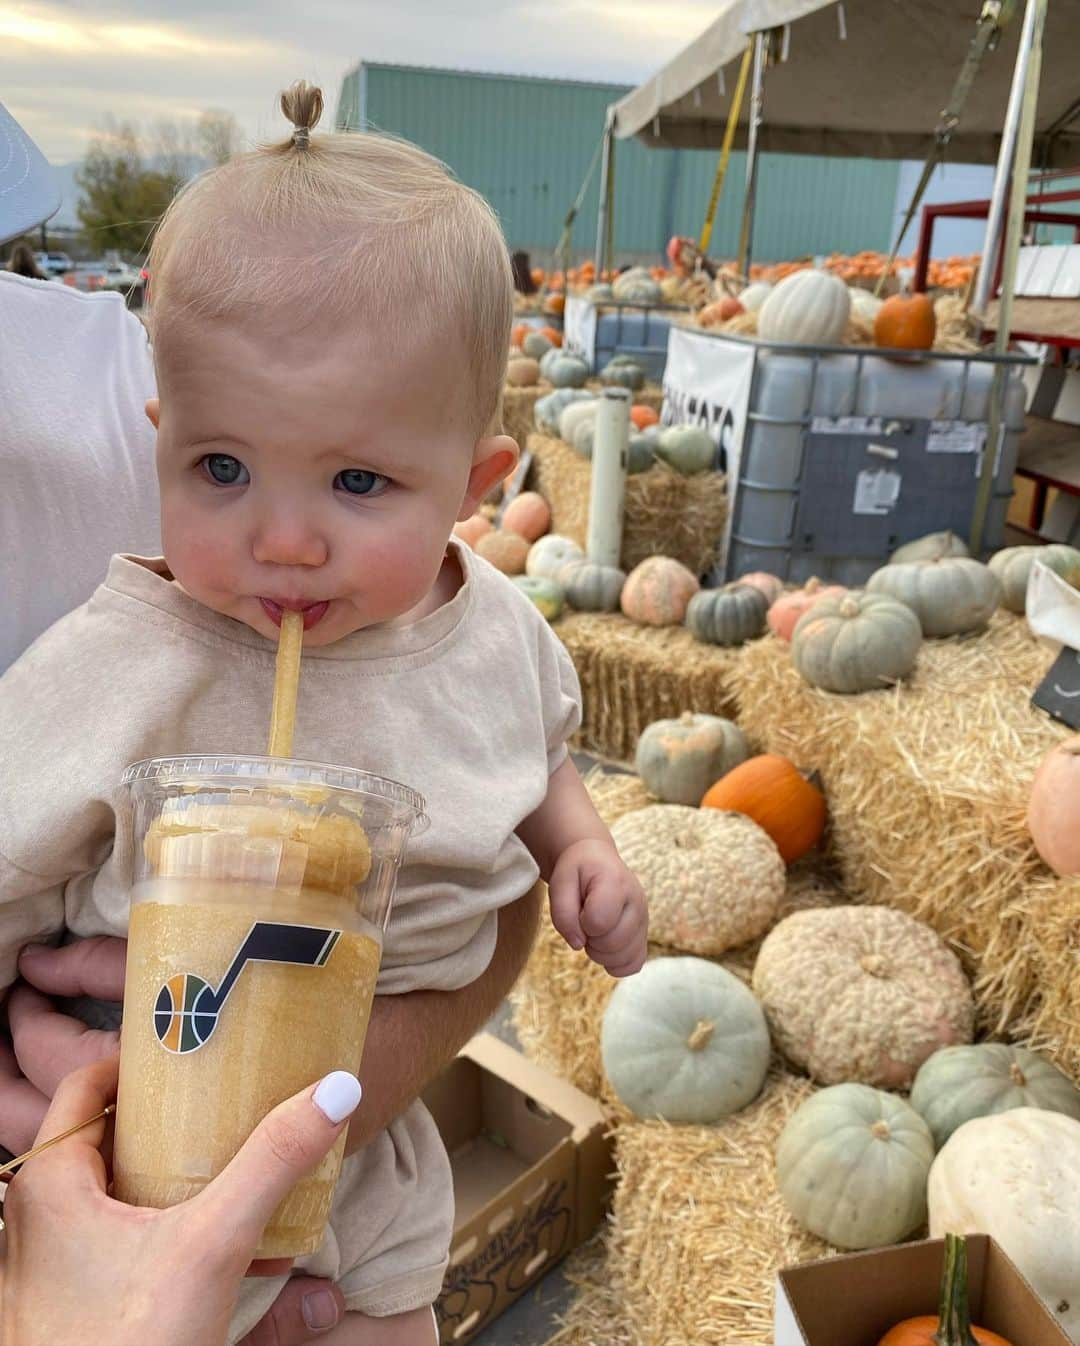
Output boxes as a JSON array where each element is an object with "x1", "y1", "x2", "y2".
[
  {"x1": 594, "y1": 109, "x2": 615, "y2": 279},
  {"x1": 737, "y1": 30, "x2": 767, "y2": 280},
  {"x1": 972, "y1": 0, "x2": 1040, "y2": 319},
  {"x1": 969, "y1": 0, "x2": 1047, "y2": 557}
]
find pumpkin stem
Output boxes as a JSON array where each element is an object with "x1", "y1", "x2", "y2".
[
  {"x1": 839, "y1": 597, "x2": 861, "y2": 619},
  {"x1": 860, "y1": 954, "x2": 889, "y2": 978},
  {"x1": 687, "y1": 1020, "x2": 716, "y2": 1051},
  {"x1": 932, "y1": 1233, "x2": 980, "y2": 1346},
  {"x1": 679, "y1": 711, "x2": 695, "y2": 725},
  {"x1": 870, "y1": 1120, "x2": 891, "y2": 1140},
  {"x1": 1009, "y1": 1061, "x2": 1027, "y2": 1087}
]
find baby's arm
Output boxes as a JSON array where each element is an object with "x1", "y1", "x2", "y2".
[{"x1": 516, "y1": 758, "x2": 647, "y2": 978}]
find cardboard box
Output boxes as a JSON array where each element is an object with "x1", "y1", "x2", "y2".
[
  {"x1": 424, "y1": 1033, "x2": 612, "y2": 1345},
  {"x1": 775, "y1": 1236, "x2": 1072, "y2": 1346}
]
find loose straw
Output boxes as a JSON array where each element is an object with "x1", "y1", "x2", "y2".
[{"x1": 266, "y1": 610, "x2": 304, "y2": 758}]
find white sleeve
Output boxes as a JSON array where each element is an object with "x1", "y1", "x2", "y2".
[{"x1": 539, "y1": 631, "x2": 583, "y2": 774}]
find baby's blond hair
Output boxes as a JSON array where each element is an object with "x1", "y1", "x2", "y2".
[{"x1": 147, "y1": 81, "x2": 513, "y2": 435}]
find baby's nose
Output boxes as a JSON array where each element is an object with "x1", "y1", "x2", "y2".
[{"x1": 252, "y1": 514, "x2": 328, "y2": 568}]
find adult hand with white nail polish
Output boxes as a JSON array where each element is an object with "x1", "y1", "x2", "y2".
[{"x1": 0, "y1": 1054, "x2": 362, "y2": 1346}]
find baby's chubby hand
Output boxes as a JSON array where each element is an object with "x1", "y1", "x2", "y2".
[{"x1": 548, "y1": 839, "x2": 647, "y2": 978}]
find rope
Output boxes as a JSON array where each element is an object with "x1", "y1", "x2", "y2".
[{"x1": 699, "y1": 43, "x2": 754, "y2": 253}]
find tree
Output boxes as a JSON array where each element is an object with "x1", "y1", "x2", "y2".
[
  {"x1": 197, "y1": 109, "x2": 241, "y2": 166},
  {"x1": 76, "y1": 118, "x2": 184, "y2": 259}
]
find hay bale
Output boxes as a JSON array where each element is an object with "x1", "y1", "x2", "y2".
[
  {"x1": 510, "y1": 770, "x2": 844, "y2": 1098},
  {"x1": 501, "y1": 381, "x2": 662, "y2": 457},
  {"x1": 552, "y1": 613, "x2": 748, "y2": 763},
  {"x1": 731, "y1": 614, "x2": 1080, "y2": 1080},
  {"x1": 528, "y1": 432, "x2": 727, "y2": 576}
]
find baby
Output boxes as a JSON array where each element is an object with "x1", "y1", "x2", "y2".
[{"x1": 0, "y1": 82, "x2": 647, "y2": 1345}]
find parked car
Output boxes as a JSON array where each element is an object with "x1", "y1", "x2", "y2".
[{"x1": 33, "y1": 250, "x2": 74, "y2": 276}]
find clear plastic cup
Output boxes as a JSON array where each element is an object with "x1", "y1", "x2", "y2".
[{"x1": 112, "y1": 754, "x2": 427, "y2": 1257}]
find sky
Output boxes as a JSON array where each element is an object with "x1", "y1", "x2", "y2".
[{"x1": 3, "y1": 0, "x2": 721, "y2": 164}]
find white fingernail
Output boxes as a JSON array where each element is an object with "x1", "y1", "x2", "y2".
[{"x1": 312, "y1": 1072, "x2": 362, "y2": 1124}]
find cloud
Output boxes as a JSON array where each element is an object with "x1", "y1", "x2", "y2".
[{"x1": 7, "y1": 0, "x2": 720, "y2": 161}]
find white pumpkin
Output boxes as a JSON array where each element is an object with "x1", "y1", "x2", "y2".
[
  {"x1": 525, "y1": 534, "x2": 585, "y2": 580},
  {"x1": 757, "y1": 270, "x2": 851, "y2": 347},
  {"x1": 777, "y1": 1083, "x2": 935, "y2": 1250},
  {"x1": 928, "y1": 1108, "x2": 1080, "y2": 1342},
  {"x1": 558, "y1": 398, "x2": 600, "y2": 445},
  {"x1": 890, "y1": 530, "x2": 970, "y2": 565},
  {"x1": 601, "y1": 956, "x2": 771, "y2": 1123},
  {"x1": 849, "y1": 287, "x2": 884, "y2": 322},
  {"x1": 739, "y1": 281, "x2": 772, "y2": 312},
  {"x1": 752, "y1": 905, "x2": 974, "y2": 1088}
]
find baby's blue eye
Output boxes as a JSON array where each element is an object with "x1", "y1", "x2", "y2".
[
  {"x1": 335, "y1": 469, "x2": 387, "y2": 496},
  {"x1": 203, "y1": 454, "x2": 249, "y2": 485}
]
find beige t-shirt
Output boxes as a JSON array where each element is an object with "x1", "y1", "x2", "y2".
[{"x1": 0, "y1": 539, "x2": 581, "y2": 991}]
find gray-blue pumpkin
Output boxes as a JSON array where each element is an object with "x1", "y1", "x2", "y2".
[
  {"x1": 573, "y1": 423, "x2": 655, "y2": 474},
  {"x1": 558, "y1": 559, "x2": 626, "y2": 612},
  {"x1": 548, "y1": 354, "x2": 590, "y2": 389},
  {"x1": 600, "y1": 357, "x2": 646, "y2": 391},
  {"x1": 522, "y1": 330, "x2": 553, "y2": 359},
  {"x1": 655, "y1": 425, "x2": 716, "y2": 475},
  {"x1": 535, "y1": 388, "x2": 594, "y2": 432},
  {"x1": 538, "y1": 346, "x2": 563, "y2": 381},
  {"x1": 686, "y1": 583, "x2": 768, "y2": 646}
]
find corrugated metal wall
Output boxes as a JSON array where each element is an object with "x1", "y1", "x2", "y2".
[{"x1": 335, "y1": 63, "x2": 901, "y2": 263}]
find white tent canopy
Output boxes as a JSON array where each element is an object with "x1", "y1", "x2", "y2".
[{"x1": 612, "y1": 0, "x2": 1080, "y2": 166}]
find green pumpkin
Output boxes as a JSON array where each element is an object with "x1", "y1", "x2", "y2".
[
  {"x1": 511, "y1": 575, "x2": 564, "y2": 621},
  {"x1": 777, "y1": 1083, "x2": 934, "y2": 1249},
  {"x1": 654, "y1": 425, "x2": 715, "y2": 475},
  {"x1": 538, "y1": 346, "x2": 563, "y2": 381},
  {"x1": 910, "y1": 1043, "x2": 1080, "y2": 1150},
  {"x1": 685, "y1": 583, "x2": 768, "y2": 647},
  {"x1": 866, "y1": 557, "x2": 1001, "y2": 637},
  {"x1": 988, "y1": 543, "x2": 1080, "y2": 613},
  {"x1": 792, "y1": 592, "x2": 922, "y2": 694},
  {"x1": 534, "y1": 388, "x2": 593, "y2": 433},
  {"x1": 558, "y1": 560, "x2": 625, "y2": 612},
  {"x1": 601, "y1": 956, "x2": 771, "y2": 1123},
  {"x1": 548, "y1": 355, "x2": 590, "y2": 389},
  {"x1": 522, "y1": 330, "x2": 553, "y2": 359},
  {"x1": 634, "y1": 710, "x2": 748, "y2": 805},
  {"x1": 599, "y1": 358, "x2": 646, "y2": 391},
  {"x1": 573, "y1": 423, "x2": 655, "y2": 474}
]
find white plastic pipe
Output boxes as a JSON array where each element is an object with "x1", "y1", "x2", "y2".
[{"x1": 587, "y1": 389, "x2": 630, "y2": 566}]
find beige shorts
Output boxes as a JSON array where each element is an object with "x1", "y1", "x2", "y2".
[{"x1": 228, "y1": 1098, "x2": 453, "y2": 1342}]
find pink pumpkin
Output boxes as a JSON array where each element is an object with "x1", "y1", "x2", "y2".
[
  {"x1": 502, "y1": 491, "x2": 551, "y2": 542},
  {"x1": 453, "y1": 515, "x2": 495, "y2": 550},
  {"x1": 739, "y1": 571, "x2": 785, "y2": 605},
  {"x1": 767, "y1": 578, "x2": 847, "y2": 642}
]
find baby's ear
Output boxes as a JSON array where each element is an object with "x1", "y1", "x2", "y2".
[
  {"x1": 459, "y1": 434, "x2": 519, "y2": 521},
  {"x1": 145, "y1": 397, "x2": 161, "y2": 429}
]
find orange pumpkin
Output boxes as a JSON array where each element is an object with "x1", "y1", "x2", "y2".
[
  {"x1": 475, "y1": 530, "x2": 530, "y2": 575},
  {"x1": 452, "y1": 514, "x2": 494, "y2": 549},
  {"x1": 701, "y1": 754, "x2": 825, "y2": 863},
  {"x1": 630, "y1": 405, "x2": 660, "y2": 431},
  {"x1": 877, "y1": 1234, "x2": 1012, "y2": 1346},
  {"x1": 767, "y1": 578, "x2": 847, "y2": 642},
  {"x1": 698, "y1": 296, "x2": 745, "y2": 328},
  {"x1": 539, "y1": 326, "x2": 563, "y2": 348},
  {"x1": 501, "y1": 490, "x2": 551, "y2": 542},
  {"x1": 530, "y1": 267, "x2": 545, "y2": 286},
  {"x1": 1027, "y1": 734, "x2": 1080, "y2": 875},
  {"x1": 506, "y1": 357, "x2": 540, "y2": 387},
  {"x1": 511, "y1": 324, "x2": 530, "y2": 349},
  {"x1": 543, "y1": 293, "x2": 566, "y2": 317},
  {"x1": 874, "y1": 291, "x2": 936, "y2": 352}
]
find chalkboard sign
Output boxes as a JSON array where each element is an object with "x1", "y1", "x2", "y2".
[{"x1": 1032, "y1": 645, "x2": 1080, "y2": 729}]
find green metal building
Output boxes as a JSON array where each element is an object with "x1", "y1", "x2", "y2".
[{"x1": 335, "y1": 62, "x2": 902, "y2": 264}]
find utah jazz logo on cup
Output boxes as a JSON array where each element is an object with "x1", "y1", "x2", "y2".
[{"x1": 155, "y1": 923, "x2": 341, "y2": 1054}]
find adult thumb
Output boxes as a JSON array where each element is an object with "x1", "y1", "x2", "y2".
[{"x1": 194, "y1": 1072, "x2": 362, "y2": 1248}]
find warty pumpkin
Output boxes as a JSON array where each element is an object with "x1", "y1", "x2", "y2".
[
  {"x1": 988, "y1": 542, "x2": 1080, "y2": 613},
  {"x1": 701, "y1": 754, "x2": 825, "y2": 864},
  {"x1": 601, "y1": 957, "x2": 770, "y2": 1123},
  {"x1": 1027, "y1": 734, "x2": 1080, "y2": 875},
  {"x1": 910, "y1": 1042, "x2": 1080, "y2": 1150},
  {"x1": 752, "y1": 905, "x2": 974, "y2": 1088},
  {"x1": 501, "y1": 490, "x2": 551, "y2": 542},
  {"x1": 877, "y1": 1233, "x2": 1013, "y2": 1346},
  {"x1": 685, "y1": 583, "x2": 768, "y2": 646},
  {"x1": 791, "y1": 592, "x2": 922, "y2": 694},
  {"x1": 610, "y1": 805, "x2": 784, "y2": 956},
  {"x1": 875, "y1": 291, "x2": 936, "y2": 352},
  {"x1": 620, "y1": 557, "x2": 700, "y2": 627},
  {"x1": 776, "y1": 1083, "x2": 934, "y2": 1250},
  {"x1": 928, "y1": 1109, "x2": 1080, "y2": 1342},
  {"x1": 475, "y1": 530, "x2": 530, "y2": 576},
  {"x1": 634, "y1": 711, "x2": 749, "y2": 806},
  {"x1": 766, "y1": 578, "x2": 846, "y2": 642},
  {"x1": 866, "y1": 557, "x2": 1001, "y2": 637}
]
